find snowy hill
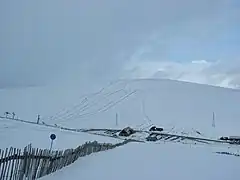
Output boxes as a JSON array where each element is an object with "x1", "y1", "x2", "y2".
[
  {"x1": 45, "y1": 79, "x2": 240, "y2": 138},
  {"x1": 1, "y1": 78, "x2": 240, "y2": 180}
]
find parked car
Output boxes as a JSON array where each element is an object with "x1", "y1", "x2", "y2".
[
  {"x1": 219, "y1": 136, "x2": 228, "y2": 141},
  {"x1": 229, "y1": 136, "x2": 240, "y2": 141},
  {"x1": 146, "y1": 133, "x2": 158, "y2": 141},
  {"x1": 149, "y1": 126, "x2": 164, "y2": 132},
  {"x1": 219, "y1": 136, "x2": 240, "y2": 144}
]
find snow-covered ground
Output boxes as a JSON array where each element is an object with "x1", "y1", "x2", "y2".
[
  {"x1": 45, "y1": 79, "x2": 240, "y2": 138},
  {"x1": 41, "y1": 142, "x2": 239, "y2": 180},
  {"x1": 1, "y1": 79, "x2": 240, "y2": 179},
  {"x1": 0, "y1": 118, "x2": 120, "y2": 150}
]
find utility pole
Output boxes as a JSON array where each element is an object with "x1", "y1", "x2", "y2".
[
  {"x1": 212, "y1": 112, "x2": 215, "y2": 128},
  {"x1": 115, "y1": 113, "x2": 118, "y2": 127},
  {"x1": 37, "y1": 115, "x2": 40, "y2": 124},
  {"x1": 12, "y1": 112, "x2": 15, "y2": 119}
]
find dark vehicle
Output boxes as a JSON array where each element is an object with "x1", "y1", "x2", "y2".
[
  {"x1": 219, "y1": 136, "x2": 240, "y2": 144},
  {"x1": 149, "y1": 126, "x2": 164, "y2": 132},
  {"x1": 119, "y1": 127, "x2": 135, "y2": 137},
  {"x1": 229, "y1": 136, "x2": 240, "y2": 141},
  {"x1": 146, "y1": 133, "x2": 158, "y2": 142},
  {"x1": 220, "y1": 136, "x2": 228, "y2": 141}
]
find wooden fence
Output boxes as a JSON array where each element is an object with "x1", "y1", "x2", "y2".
[{"x1": 0, "y1": 140, "x2": 130, "y2": 180}]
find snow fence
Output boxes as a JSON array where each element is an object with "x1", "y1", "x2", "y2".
[{"x1": 0, "y1": 140, "x2": 131, "y2": 180}]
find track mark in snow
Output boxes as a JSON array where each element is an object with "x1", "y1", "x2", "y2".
[
  {"x1": 50, "y1": 88, "x2": 136, "y2": 124},
  {"x1": 60, "y1": 90, "x2": 137, "y2": 123},
  {"x1": 215, "y1": 151, "x2": 240, "y2": 157}
]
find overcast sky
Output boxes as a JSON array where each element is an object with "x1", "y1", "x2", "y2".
[{"x1": 0, "y1": 0, "x2": 240, "y2": 89}]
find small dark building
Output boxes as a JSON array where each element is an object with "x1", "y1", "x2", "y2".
[{"x1": 119, "y1": 127, "x2": 135, "y2": 137}]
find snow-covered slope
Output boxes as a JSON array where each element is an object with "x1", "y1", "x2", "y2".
[
  {"x1": 45, "y1": 79, "x2": 240, "y2": 138},
  {"x1": 0, "y1": 82, "x2": 98, "y2": 121},
  {"x1": 1, "y1": 78, "x2": 240, "y2": 146},
  {"x1": 0, "y1": 118, "x2": 121, "y2": 150},
  {"x1": 41, "y1": 142, "x2": 239, "y2": 180},
  {"x1": 1, "y1": 78, "x2": 240, "y2": 180}
]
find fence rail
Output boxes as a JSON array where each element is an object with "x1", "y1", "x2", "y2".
[{"x1": 0, "y1": 140, "x2": 130, "y2": 180}]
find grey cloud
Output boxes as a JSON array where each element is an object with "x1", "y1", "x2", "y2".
[
  {"x1": 124, "y1": 59, "x2": 240, "y2": 89},
  {"x1": 0, "y1": 0, "x2": 239, "y2": 88}
]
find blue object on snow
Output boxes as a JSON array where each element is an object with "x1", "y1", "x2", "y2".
[{"x1": 50, "y1": 133, "x2": 56, "y2": 140}]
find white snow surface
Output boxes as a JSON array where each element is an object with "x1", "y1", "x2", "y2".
[
  {"x1": 1, "y1": 79, "x2": 240, "y2": 179},
  {"x1": 0, "y1": 118, "x2": 120, "y2": 150},
  {"x1": 45, "y1": 79, "x2": 240, "y2": 138},
  {"x1": 41, "y1": 143, "x2": 239, "y2": 180}
]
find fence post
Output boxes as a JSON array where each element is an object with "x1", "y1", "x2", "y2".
[
  {"x1": 19, "y1": 146, "x2": 28, "y2": 179},
  {"x1": 86, "y1": 144, "x2": 89, "y2": 155},
  {"x1": 91, "y1": 144, "x2": 94, "y2": 153}
]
